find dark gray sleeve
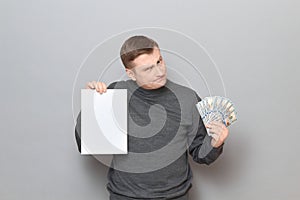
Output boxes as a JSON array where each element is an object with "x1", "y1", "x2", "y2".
[
  {"x1": 74, "y1": 82, "x2": 117, "y2": 153},
  {"x1": 75, "y1": 112, "x2": 81, "y2": 153},
  {"x1": 188, "y1": 93, "x2": 224, "y2": 165}
]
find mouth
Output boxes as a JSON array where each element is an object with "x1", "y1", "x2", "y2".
[{"x1": 155, "y1": 75, "x2": 166, "y2": 82}]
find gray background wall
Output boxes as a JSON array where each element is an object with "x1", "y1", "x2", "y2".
[{"x1": 1, "y1": 0, "x2": 299, "y2": 199}]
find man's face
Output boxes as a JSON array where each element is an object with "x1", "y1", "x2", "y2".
[{"x1": 126, "y1": 48, "x2": 167, "y2": 90}]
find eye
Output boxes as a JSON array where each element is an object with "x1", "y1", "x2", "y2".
[{"x1": 145, "y1": 66, "x2": 154, "y2": 71}]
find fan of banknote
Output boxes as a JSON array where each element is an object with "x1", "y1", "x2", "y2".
[{"x1": 196, "y1": 96, "x2": 237, "y2": 128}]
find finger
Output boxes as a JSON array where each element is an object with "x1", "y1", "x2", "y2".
[
  {"x1": 94, "y1": 82, "x2": 101, "y2": 93},
  {"x1": 210, "y1": 126, "x2": 229, "y2": 141},
  {"x1": 102, "y1": 83, "x2": 107, "y2": 92},
  {"x1": 210, "y1": 132, "x2": 220, "y2": 141},
  {"x1": 99, "y1": 82, "x2": 107, "y2": 93},
  {"x1": 96, "y1": 81, "x2": 105, "y2": 93},
  {"x1": 207, "y1": 126, "x2": 223, "y2": 135},
  {"x1": 96, "y1": 82, "x2": 107, "y2": 94},
  {"x1": 210, "y1": 121, "x2": 225, "y2": 128},
  {"x1": 86, "y1": 81, "x2": 95, "y2": 89},
  {"x1": 92, "y1": 81, "x2": 100, "y2": 91},
  {"x1": 210, "y1": 122, "x2": 227, "y2": 131},
  {"x1": 206, "y1": 121, "x2": 218, "y2": 128}
]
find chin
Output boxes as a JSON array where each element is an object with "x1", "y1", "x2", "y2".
[
  {"x1": 153, "y1": 78, "x2": 167, "y2": 89},
  {"x1": 160, "y1": 78, "x2": 167, "y2": 86}
]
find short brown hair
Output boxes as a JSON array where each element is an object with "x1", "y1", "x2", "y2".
[{"x1": 120, "y1": 35, "x2": 159, "y2": 69}]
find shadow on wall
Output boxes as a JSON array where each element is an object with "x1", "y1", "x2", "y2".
[
  {"x1": 78, "y1": 154, "x2": 110, "y2": 195},
  {"x1": 189, "y1": 124, "x2": 249, "y2": 199}
]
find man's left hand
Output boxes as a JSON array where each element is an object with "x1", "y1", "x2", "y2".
[{"x1": 205, "y1": 121, "x2": 229, "y2": 148}]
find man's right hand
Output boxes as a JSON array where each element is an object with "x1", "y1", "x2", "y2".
[{"x1": 85, "y1": 81, "x2": 107, "y2": 94}]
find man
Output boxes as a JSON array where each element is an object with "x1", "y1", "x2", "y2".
[{"x1": 75, "y1": 35, "x2": 229, "y2": 199}]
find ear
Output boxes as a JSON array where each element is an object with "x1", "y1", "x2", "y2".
[{"x1": 125, "y1": 68, "x2": 136, "y2": 81}]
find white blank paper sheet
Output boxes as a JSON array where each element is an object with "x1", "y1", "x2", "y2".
[{"x1": 81, "y1": 89, "x2": 127, "y2": 155}]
